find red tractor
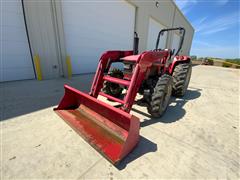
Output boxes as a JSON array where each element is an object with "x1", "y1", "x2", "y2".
[{"x1": 54, "y1": 27, "x2": 192, "y2": 164}]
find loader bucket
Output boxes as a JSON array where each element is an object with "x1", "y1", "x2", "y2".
[{"x1": 54, "y1": 85, "x2": 140, "y2": 164}]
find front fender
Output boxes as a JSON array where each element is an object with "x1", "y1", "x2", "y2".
[{"x1": 168, "y1": 55, "x2": 191, "y2": 74}]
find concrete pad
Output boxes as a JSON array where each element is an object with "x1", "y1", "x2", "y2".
[{"x1": 1, "y1": 66, "x2": 239, "y2": 179}]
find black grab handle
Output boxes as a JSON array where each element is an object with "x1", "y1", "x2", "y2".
[{"x1": 133, "y1": 32, "x2": 139, "y2": 55}]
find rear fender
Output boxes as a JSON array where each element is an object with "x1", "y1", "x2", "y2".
[{"x1": 168, "y1": 55, "x2": 191, "y2": 75}]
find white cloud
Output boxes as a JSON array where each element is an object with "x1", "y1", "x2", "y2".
[
  {"x1": 174, "y1": 0, "x2": 197, "y2": 14},
  {"x1": 191, "y1": 40, "x2": 240, "y2": 58},
  {"x1": 201, "y1": 27, "x2": 229, "y2": 35},
  {"x1": 175, "y1": 0, "x2": 189, "y2": 9},
  {"x1": 197, "y1": 17, "x2": 207, "y2": 25},
  {"x1": 192, "y1": 17, "x2": 207, "y2": 28},
  {"x1": 216, "y1": 0, "x2": 229, "y2": 5},
  {"x1": 193, "y1": 40, "x2": 218, "y2": 48},
  {"x1": 191, "y1": 46, "x2": 239, "y2": 58},
  {"x1": 175, "y1": 0, "x2": 229, "y2": 15},
  {"x1": 191, "y1": 41, "x2": 239, "y2": 58},
  {"x1": 193, "y1": 12, "x2": 240, "y2": 35}
]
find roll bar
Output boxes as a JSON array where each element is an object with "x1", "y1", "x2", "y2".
[{"x1": 155, "y1": 27, "x2": 185, "y2": 56}]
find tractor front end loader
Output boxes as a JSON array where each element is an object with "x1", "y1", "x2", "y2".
[{"x1": 54, "y1": 27, "x2": 192, "y2": 164}]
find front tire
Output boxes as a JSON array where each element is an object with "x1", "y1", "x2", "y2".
[
  {"x1": 147, "y1": 74, "x2": 173, "y2": 118},
  {"x1": 172, "y1": 63, "x2": 192, "y2": 97},
  {"x1": 102, "y1": 68, "x2": 124, "y2": 98}
]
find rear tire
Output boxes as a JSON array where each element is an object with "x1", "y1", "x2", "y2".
[
  {"x1": 172, "y1": 63, "x2": 192, "y2": 97},
  {"x1": 147, "y1": 74, "x2": 173, "y2": 118}
]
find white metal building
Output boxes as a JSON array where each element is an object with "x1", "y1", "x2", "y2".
[{"x1": 0, "y1": 0, "x2": 194, "y2": 82}]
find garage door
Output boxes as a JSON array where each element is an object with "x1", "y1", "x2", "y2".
[
  {"x1": 0, "y1": 0, "x2": 35, "y2": 82},
  {"x1": 61, "y1": 0, "x2": 135, "y2": 74},
  {"x1": 147, "y1": 18, "x2": 167, "y2": 50},
  {"x1": 171, "y1": 33, "x2": 181, "y2": 53}
]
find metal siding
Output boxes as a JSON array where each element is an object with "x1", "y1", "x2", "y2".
[
  {"x1": 147, "y1": 18, "x2": 168, "y2": 50},
  {"x1": 61, "y1": 0, "x2": 135, "y2": 74},
  {"x1": 171, "y1": 33, "x2": 181, "y2": 52},
  {"x1": 23, "y1": 0, "x2": 62, "y2": 79},
  {"x1": 0, "y1": 0, "x2": 34, "y2": 82},
  {"x1": 130, "y1": 0, "x2": 175, "y2": 52},
  {"x1": 172, "y1": 7, "x2": 194, "y2": 55},
  {"x1": 17, "y1": 0, "x2": 194, "y2": 80},
  {"x1": 129, "y1": 0, "x2": 194, "y2": 55}
]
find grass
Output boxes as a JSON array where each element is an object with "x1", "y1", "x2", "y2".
[
  {"x1": 207, "y1": 59, "x2": 214, "y2": 65},
  {"x1": 225, "y1": 59, "x2": 240, "y2": 65},
  {"x1": 222, "y1": 62, "x2": 232, "y2": 68},
  {"x1": 193, "y1": 57, "x2": 240, "y2": 69}
]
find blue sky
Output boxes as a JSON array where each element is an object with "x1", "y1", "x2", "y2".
[{"x1": 175, "y1": 0, "x2": 239, "y2": 59}]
